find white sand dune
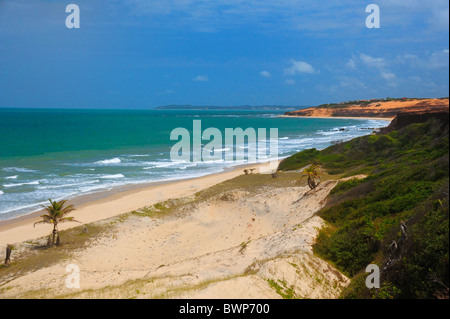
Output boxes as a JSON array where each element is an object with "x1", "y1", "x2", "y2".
[{"x1": 0, "y1": 172, "x2": 358, "y2": 299}]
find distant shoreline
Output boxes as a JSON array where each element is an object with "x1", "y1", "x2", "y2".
[
  {"x1": 278, "y1": 115, "x2": 394, "y2": 121},
  {"x1": 282, "y1": 98, "x2": 449, "y2": 120},
  {"x1": 154, "y1": 105, "x2": 300, "y2": 111}
]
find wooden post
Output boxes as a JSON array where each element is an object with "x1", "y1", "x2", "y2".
[{"x1": 4, "y1": 244, "x2": 12, "y2": 265}]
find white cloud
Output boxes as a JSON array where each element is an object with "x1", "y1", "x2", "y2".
[
  {"x1": 430, "y1": 7, "x2": 449, "y2": 31},
  {"x1": 346, "y1": 59, "x2": 356, "y2": 70},
  {"x1": 285, "y1": 79, "x2": 296, "y2": 85},
  {"x1": 397, "y1": 53, "x2": 419, "y2": 64},
  {"x1": 122, "y1": 1, "x2": 359, "y2": 32},
  {"x1": 260, "y1": 71, "x2": 271, "y2": 78},
  {"x1": 428, "y1": 50, "x2": 450, "y2": 69},
  {"x1": 284, "y1": 60, "x2": 315, "y2": 75},
  {"x1": 338, "y1": 76, "x2": 366, "y2": 89},
  {"x1": 397, "y1": 50, "x2": 449, "y2": 69},
  {"x1": 381, "y1": 72, "x2": 397, "y2": 81},
  {"x1": 157, "y1": 89, "x2": 176, "y2": 95},
  {"x1": 359, "y1": 54, "x2": 387, "y2": 70},
  {"x1": 377, "y1": 0, "x2": 449, "y2": 32},
  {"x1": 409, "y1": 76, "x2": 422, "y2": 82},
  {"x1": 358, "y1": 53, "x2": 397, "y2": 84},
  {"x1": 192, "y1": 75, "x2": 209, "y2": 82},
  {"x1": 122, "y1": 0, "x2": 449, "y2": 34}
]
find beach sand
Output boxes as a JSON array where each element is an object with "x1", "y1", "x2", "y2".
[
  {"x1": 283, "y1": 98, "x2": 449, "y2": 119},
  {"x1": 0, "y1": 162, "x2": 278, "y2": 247},
  {"x1": 0, "y1": 163, "x2": 359, "y2": 299},
  {"x1": 278, "y1": 115, "x2": 394, "y2": 121}
]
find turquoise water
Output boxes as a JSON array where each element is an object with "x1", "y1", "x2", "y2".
[{"x1": 0, "y1": 108, "x2": 388, "y2": 220}]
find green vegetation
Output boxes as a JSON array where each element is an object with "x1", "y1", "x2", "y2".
[
  {"x1": 303, "y1": 163, "x2": 321, "y2": 190},
  {"x1": 280, "y1": 118, "x2": 449, "y2": 298},
  {"x1": 313, "y1": 97, "x2": 448, "y2": 109},
  {"x1": 267, "y1": 279, "x2": 297, "y2": 299},
  {"x1": 239, "y1": 240, "x2": 251, "y2": 253},
  {"x1": 131, "y1": 200, "x2": 176, "y2": 218},
  {"x1": 0, "y1": 223, "x2": 106, "y2": 289},
  {"x1": 34, "y1": 199, "x2": 81, "y2": 246},
  {"x1": 315, "y1": 98, "x2": 395, "y2": 109}
]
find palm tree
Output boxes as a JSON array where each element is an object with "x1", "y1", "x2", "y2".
[
  {"x1": 34, "y1": 199, "x2": 81, "y2": 246},
  {"x1": 303, "y1": 163, "x2": 321, "y2": 190}
]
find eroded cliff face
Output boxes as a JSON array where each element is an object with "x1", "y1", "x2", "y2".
[
  {"x1": 380, "y1": 111, "x2": 449, "y2": 134},
  {"x1": 285, "y1": 98, "x2": 449, "y2": 118}
]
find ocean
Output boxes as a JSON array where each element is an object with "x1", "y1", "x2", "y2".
[{"x1": 0, "y1": 108, "x2": 388, "y2": 221}]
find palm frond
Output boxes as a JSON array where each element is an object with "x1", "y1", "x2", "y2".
[
  {"x1": 35, "y1": 199, "x2": 79, "y2": 227},
  {"x1": 60, "y1": 205, "x2": 76, "y2": 216},
  {"x1": 34, "y1": 220, "x2": 51, "y2": 227},
  {"x1": 58, "y1": 217, "x2": 82, "y2": 224}
]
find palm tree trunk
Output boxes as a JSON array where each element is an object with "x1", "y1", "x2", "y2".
[
  {"x1": 55, "y1": 224, "x2": 61, "y2": 246},
  {"x1": 52, "y1": 224, "x2": 57, "y2": 246},
  {"x1": 307, "y1": 176, "x2": 317, "y2": 190}
]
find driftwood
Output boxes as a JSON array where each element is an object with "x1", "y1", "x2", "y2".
[
  {"x1": 430, "y1": 273, "x2": 450, "y2": 299},
  {"x1": 243, "y1": 168, "x2": 256, "y2": 175},
  {"x1": 4, "y1": 244, "x2": 12, "y2": 265},
  {"x1": 383, "y1": 219, "x2": 412, "y2": 272}
]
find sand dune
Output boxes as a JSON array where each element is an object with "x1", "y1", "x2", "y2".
[
  {"x1": 0, "y1": 163, "x2": 277, "y2": 247},
  {"x1": 285, "y1": 98, "x2": 449, "y2": 119},
  {"x1": 0, "y1": 171, "x2": 356, "y2": 299}
]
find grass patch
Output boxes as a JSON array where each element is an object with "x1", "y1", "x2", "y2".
[
  {"x1": 0, "y1": 223, "x2": 108, "y2": 288},
  {"x1": 267, "y1": 279, "x2": 297, "y2": 299}
]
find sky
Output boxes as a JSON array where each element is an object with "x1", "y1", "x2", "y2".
[{"x1": 0, "y1": 0, "x2": 448, "y2": 108}]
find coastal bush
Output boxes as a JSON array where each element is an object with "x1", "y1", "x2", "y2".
[
  {"x1": 329, "y1": 178, "x2": 368, "y2": 196},
  {"x1": 282, "y1": 118, "x2": 449, "y2": 298},
  {"x1": 278, "y1": 148, "x2": 320, "y2": 171}
]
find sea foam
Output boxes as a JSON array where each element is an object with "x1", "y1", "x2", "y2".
[
  {"x1": 3, "y1": 181, "x2": 40, "y2": 188},
  {"x1": 1, "y1": 167, "x2": 38, "y2": 173},
  {"x1": 99, "y1": 174, "x2": 125, "y2": 179},
  {"x1": 95, "y1": 158, "x2": 122, "y2": 165}
]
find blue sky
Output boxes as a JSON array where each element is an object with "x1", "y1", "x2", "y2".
[{"x1": 0, "y1": 0, "x2": 448, "y2": 108}]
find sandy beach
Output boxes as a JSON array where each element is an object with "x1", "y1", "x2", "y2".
[
  {"x1": 0, "y1": 161, "x2": 277, "y2": 247},
  {"x1": 283, "y1": 98, "x2": 449, "y2": 120},
  {"x1": 278, "y1": 115, "x2": 394, "y2": 121}
]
